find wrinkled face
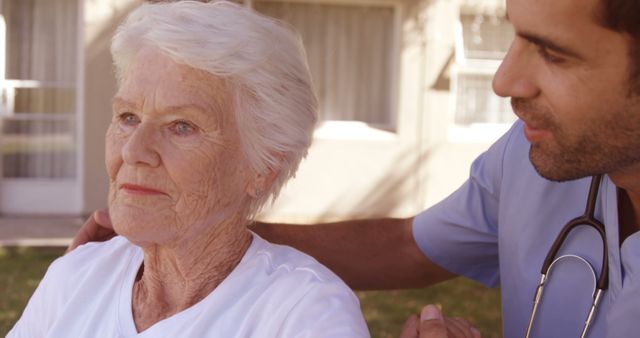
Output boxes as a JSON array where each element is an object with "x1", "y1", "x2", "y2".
[
  {"x1": 493, "y1": 0, "x2": 640, "y2": 181},
  {"x1": 107, "y1": 47, "x2": 252, "y2": 247}
]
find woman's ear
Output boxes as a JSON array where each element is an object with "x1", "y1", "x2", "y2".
[{"x1": 246, "y1": 167, "x2": 279, "y2": 199}]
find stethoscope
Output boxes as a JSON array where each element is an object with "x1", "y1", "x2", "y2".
[{"x1": 525, "y1": 175, "x2": 608, "y2": 338}]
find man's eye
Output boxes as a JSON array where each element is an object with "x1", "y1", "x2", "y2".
[
  {"x1": 537, "y1": 46, "x2": 564, "y2": 64},
  {"x1": 118, "y1": 113, "x2": 140, "y2": 126},
  {"x1": 171, "y1": 120, "x2": 197, "y2": 136}
]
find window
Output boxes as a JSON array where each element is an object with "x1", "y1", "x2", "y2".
[
  {"x1": 452, "y1": 14, "x2": 514, "y2": 130},
  {"x1": 1, "y1": 0, "x2": 78, "y2": 178},
  {"x1": 253, "y1": 1, "x2": 397, "y2": 130}
]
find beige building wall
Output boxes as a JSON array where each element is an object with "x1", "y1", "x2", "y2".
[
  {"x1": 418, "y1": 0, "x2": 504, "y2": 207},
  {"x1": 260, "y1": 0, "x2": 499, "y2": 223},
  {"x1": 259, "y1": 0, "x2": 431, "y2": 222},
  {"x1": 78, "y1": 0, "x2": 505, "y2": 221}
]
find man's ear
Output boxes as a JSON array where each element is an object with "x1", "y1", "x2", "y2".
[{"x1": 246, "y1": 167, "x2": 279, "y2": 199}]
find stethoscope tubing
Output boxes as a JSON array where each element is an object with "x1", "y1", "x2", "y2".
[
  {"x1": 541, "y1": 175, "x2": 608, "y2": 290},
  {"x1": 525, "y1": 175, "x2": 608, "y2": 338}
]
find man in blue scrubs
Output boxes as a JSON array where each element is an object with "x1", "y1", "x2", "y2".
[
  {"x1": 256, "y1": 0, "x2": 640, "y2": 335},
  {"x1": 72, "y1": 0, "x2": 640, "y2": 336}
]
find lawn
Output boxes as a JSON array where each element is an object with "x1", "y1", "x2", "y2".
[
  {"x1": 0, "y1": 247, "x2": 64, "y2": 335},
  {"x1": 0, "y1": 247, "x2": 502, "y2": 337}
]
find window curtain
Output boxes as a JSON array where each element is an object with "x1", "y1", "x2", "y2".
[
  {"x1": 254, "y1": 1, "x2": 394, "y2": 126},
  {"x1": 1, "y1": 0, "x2": 77, "y2": 178}
]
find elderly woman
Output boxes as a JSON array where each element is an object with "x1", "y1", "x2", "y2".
[{"x1": 8, "y1": 1, "x2": 369, "y2": 337}]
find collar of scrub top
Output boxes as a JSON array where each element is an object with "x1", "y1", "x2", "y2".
[{"x1": 525, "y1": 174, "x2": 608, "y2": 338}]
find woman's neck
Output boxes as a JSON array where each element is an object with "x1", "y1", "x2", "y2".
[{"x1": 131, "y1": 219, "x2": 253, "y2": 332}]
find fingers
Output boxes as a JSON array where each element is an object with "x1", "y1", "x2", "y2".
[
  {"x1": 66, "y1": 217, "x2": 95, "y2": 253},
  {"x1": 66, "y1": 208, "x2": 116, "y2": 254},
  {"x1": 445, "y1": 318, "x2": 481, "y2": 338},
  {"x1": 418, "y1": 305, "x2": 448, "y2": 338},
  {"x1": 93, "y1": 208, "x2": 112, "y2": 227},
  {"x1": 444, "y1": 318, "x2": 471, "y2": 338},
  {"x1": 399, "y1": 314, "x2": 420, "y2": 338},
  {"x1": 402, "y1": 305, "x2": 482, "y2": 338},
  {"x1": 442, "y1": 317, "x2": 481, "y2": 338}
]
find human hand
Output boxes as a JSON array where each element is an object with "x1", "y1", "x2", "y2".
[
  {"x1": 399, "y1": 304, "x2": 481, "y2": 338},
  {"x1": 66, "y1": 209, "x2": 115, "y2": 253}
]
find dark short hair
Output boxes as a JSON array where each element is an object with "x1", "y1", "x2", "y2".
[{"x1": 598, "y1": 0, "x2": 640, "y2": 94}]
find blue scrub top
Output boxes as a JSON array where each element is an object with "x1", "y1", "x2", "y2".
[{"x1": 413, "y1": 120, "x2": 640, "y2": 338}]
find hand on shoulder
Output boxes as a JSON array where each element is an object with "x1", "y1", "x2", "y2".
[{"x1": 66, "y1": 209, "x2": 115, "y2": 253}]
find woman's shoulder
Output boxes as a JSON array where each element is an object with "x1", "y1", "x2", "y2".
[
  {"x1": 47, "y1": 236, "x2": 140, "y2": 283},
  {"x1": 7, "y1": 237, "x2": 142, "y2": 337},
  {"x1": 248, "y1": 233, "x2": 344, "y2": 285},
  {"x1": 63, "y1": 235, "x2": 137, "y2": 261},
  {"x1": 242, "y1": 233, "x2": 363, "y2": 307},
  {"x1": 230, "y1": 233, "x2": 369, "y2": 337}
]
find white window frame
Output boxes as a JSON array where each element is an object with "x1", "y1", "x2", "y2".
[
  {"x1": 0, "y1": 0, "x2": 84, "y2": 214},
  {"x1": 448, "y1": 14, "x2": 513, "y2": 143}
]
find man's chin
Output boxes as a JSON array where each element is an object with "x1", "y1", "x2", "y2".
[
  {"x1": 531, "y1": 165, "x2": 576, "y2": 182},
  {"x1": 529, "y1": 147, "x2": 591, "y2": 182}
]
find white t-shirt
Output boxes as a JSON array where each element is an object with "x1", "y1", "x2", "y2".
[{"x1": 9, "y1": 234, "x2": 370, "y2": 338}]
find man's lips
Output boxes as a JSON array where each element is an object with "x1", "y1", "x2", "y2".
[
  {"x1": 522, "y1": 121, "x2": 551, "y2": 143},
  {"x1": 511, "y1": 99, "x2": 552, "y2": 143},
  {"x1": 120, "y1": 183, "x2": 167, "y2": 196}
]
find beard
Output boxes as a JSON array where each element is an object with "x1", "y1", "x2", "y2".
[{"x1": 512, "y1": 97, "x2": 640, "y2": 182}]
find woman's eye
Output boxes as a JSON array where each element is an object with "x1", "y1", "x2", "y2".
[
  {"x1": 171, "y1": 120, "x2": 197, "y2": 136},
  {"x1": 118, "y1": 113, "x2": 140, "y2": 127}
]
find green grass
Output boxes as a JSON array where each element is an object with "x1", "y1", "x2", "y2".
[
  {"x1": 0, "y1": 247, "x2": 64, "y2": 335},
  {"x1": 357, "y1": 280, "x2": 502, "y2": 337},
  {"x1": 0, "y1": 248, "x2": 502, "y2": 337}
]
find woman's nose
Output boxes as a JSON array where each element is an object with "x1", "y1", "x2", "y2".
[
  {"x1": 492, "y1": 39, "x2": 540, "y2": 100},
  {"x1": 121, "y1": 124, "x2": 161, "y2": 167}
]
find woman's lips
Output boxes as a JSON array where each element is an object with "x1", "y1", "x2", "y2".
[
  {"x1": 120, "y1": 183, "x2": 166, "y2": 196},
  {"x1": 523, "y1": 122, "x2": 550, "y2": 143}
]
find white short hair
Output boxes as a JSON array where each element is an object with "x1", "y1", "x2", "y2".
[{"x1": 111, "y1": 0, "x2": 317, "y2": 215}]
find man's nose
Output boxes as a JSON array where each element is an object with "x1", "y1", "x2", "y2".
[
  {"x1": 121, "y1": 123, "x2": 161, "y2": 167},
  {"x1": 492, "y1": 39, "x2": 540, "y2": 100}
]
